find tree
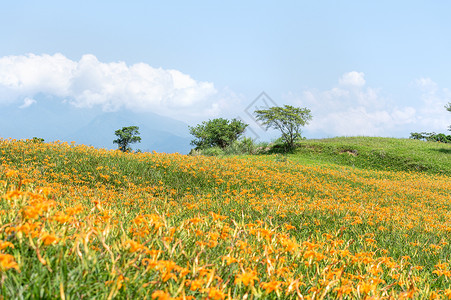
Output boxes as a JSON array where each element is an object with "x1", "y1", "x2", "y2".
[
  {"x1": 410, "y1": 131, "x2": 451, "y2": 143},
  {"x1": 255, "y1": 105, "x2": 312, "y2": 149},
  {"x1": 32, "y1": 137, "x2": 44, "y2": 143},
  {"x1": 113, "y1": 126, "x2": 141, "y2": 152},
  {"x1": 446, "y1": 102, "x2": 451, "y2": 131},
  {"x1": 189, "y1": 118, "x2": 248, "y2": 149},
  {"x1": 410, "y1": 103, "x2": 451, "y2": 141}
]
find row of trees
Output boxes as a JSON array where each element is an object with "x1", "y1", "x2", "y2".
[
  {"x1": 410, "y1": 102, "x2": 451, "y2": 143},
  {"x1": 112, "y1": 105, "x2": 313, "y2": 153},
  {"x1": 189, "y1": 105, "x2": 312, "y2": 152},
  {"x1": 113, "y1": 102, "x2": 450, "y2": 153}
]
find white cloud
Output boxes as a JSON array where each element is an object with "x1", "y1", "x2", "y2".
[
  {"x1": 306, "y1": 106, "x2": 417, "y2": 137},
  {"x1": 284, "y1": 72, "x2": 449, "y2": 138},
  {"x1": 338, "y1": 71, "x2": 366, "y2": 87},
  {"x1": 0, "y1": 53, "x2": 222, "y2": 119},
  {"x1": 413, "y1": 78, "x2": 451, "y2": 131},
  {"x1": 19, "y1": 97, "x2": 36, "y2": 109},
  {"x1": 414, "y1": 77, "x2": 438, "y2": 93},
  {"x1": 0, "y1": 53, "x2": 75, "y2": 100}
]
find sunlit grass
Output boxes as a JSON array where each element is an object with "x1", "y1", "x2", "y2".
[
  {"x1": 292, "y1": 137, "x2": 451, "y2": 175},
  {"x1": 0, "y1": 138, "x2": 450, "y2": 298}
]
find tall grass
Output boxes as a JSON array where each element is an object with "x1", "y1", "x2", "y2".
[
  {"x1": 292, "y1": 137, "x2": 451, "y2": 175},
  {"x1": 0, "y1": 138, "x2": 450, "y2": 298}
]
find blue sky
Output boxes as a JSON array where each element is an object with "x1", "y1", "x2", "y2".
[{"x1": 1, "y1": 1, "x2": 450, "y2": 140}]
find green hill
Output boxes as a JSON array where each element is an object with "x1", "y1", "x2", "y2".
[
  {"x1": 287, "y1": 137, "x2": 451, "y2": 175},
  {"x1": 0, "y1": 138, "x2": 450, "y2": 298}
]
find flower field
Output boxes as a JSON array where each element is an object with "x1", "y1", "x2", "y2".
[{"x1": 0, "y1": 139, "x2": 450, "y2": 299}]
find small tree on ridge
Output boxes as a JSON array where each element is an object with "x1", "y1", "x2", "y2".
[
  {"x1": 255, "y1": 105, "x2": 312, "y2": 150},
  {"x1": 113, "y1": 126, "x2": 141, "y2": 152},
  {"x1": 446, "y1": 102, "x2": 451, "y2": 131}
]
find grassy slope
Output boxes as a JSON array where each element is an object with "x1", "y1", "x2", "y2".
[
  {"x1": 287, "y1": 137, "x2": 451, "y2": 175},
  {"x1": 0, "y1": 138, "x2": 450, "y2": 298}
]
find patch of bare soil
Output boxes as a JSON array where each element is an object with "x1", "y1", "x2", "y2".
[{"x1": 339, "y1": 149, "x2": 358, "y2": 156}]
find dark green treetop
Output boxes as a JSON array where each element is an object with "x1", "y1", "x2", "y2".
[
  {"x1": 189, "y1": 118, "x2": 248, "y2": 150},
  {"x1": 113, "y1": 126, "x2": 142, "y2": 152}
]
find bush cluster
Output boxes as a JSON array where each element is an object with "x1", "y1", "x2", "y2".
[
  {"x1": 190, "y1": 137, "x2": 271, "y2": 156},
  {"x1": 410, "y1": 132, "x2": 451, "y2": 143}
]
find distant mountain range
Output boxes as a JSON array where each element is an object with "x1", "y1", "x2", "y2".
[{"x1": 0, "y1": 99, "x2": 193, "y2": 154}]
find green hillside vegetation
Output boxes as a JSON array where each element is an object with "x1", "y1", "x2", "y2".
[
  {"x1": 0, "y1": 138, "x2": 450, "y2": 298},
  {"x1": 279, "y1": 137, "x2": 451, "y2": 175}
]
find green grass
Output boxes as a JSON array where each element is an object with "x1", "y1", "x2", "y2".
[
  {"x1": 0, "y1": 138, "x2": 450, "y2": 298},
  {"x1": 286, "y1": 137, "x2": 451, "y2": 175}
]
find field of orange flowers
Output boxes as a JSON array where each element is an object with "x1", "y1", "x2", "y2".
[{"x1": 0, "y1": 138, "x2": 450, "y2": 299}]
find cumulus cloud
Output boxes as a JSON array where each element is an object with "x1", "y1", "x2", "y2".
[
  {"x1": 0, "y1": 53, "x2": 222, "y2": 119},
  {"x1": 283, "y1": 71, "x2": 450, "y2": 138},
  {"x1": 338, "y1": 71, "x2": 366, "y2": 87},
  {"x1": 414, "y1": 78, "x2": 438, "y2": 93},
  {"x1": 413, "y1": 77, "x2": 451, "y2": 131},
  {"x1": 306, "y1": 106, "x2": 417, "y2": 137},
  {"x1": 19, "y1": 97, "x2": 36, "y2": 109}
]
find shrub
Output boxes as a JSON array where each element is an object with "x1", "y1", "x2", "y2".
[
  {"x1": 189, "y1": 118, "x2": 248, "y2": 150},
  {"x1": 410, "y1": 132, "x2": 451, "y2": 144},
  {"x1": 198, "y1": 147, "x2": 225, "y2": 156}
]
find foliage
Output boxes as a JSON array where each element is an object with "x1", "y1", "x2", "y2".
[
  {"x1": 409, "y1": 103, "x2": 451, "y2": 141},
  {"x1": 223, "y1": 137, "x2": 261, "y2": 155},
  {"x1": 191, "y1": 138, "x2": 268, "y2": 156},
  {"x1": 255, "y1": 105, "x2": 312, "y2": 150},
  {"x1": 410, "y1": 132, "x2": 451, "y2": 144},
  {"x1": 409, "y1": 132, "x2": 426, "y2": 141},
  {"x1": 446, "y1": 102, "x2": 451, "y2": 131},
  {"x1": 189, "y1": 118, "x2": 248, "y2": 150},
  {"x1": 113, "y1": 126, "x2": 141, "y2": 152},
  {"x1": 32, "y1": 137, "x2": 44, "y2": 143},
  {"x1": 197, "y1": 146, "x2": 225, "y2": 156},
  {"x1": 0, "y1": 138, "x2": 450, "y2": 298}
]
